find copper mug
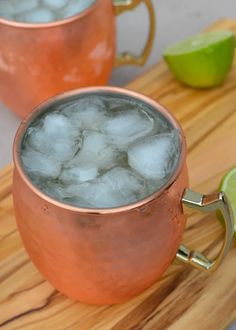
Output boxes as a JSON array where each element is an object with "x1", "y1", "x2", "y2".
[
  {"x1": 13, "y1": 87, "x2": 234, "y2": 305},
  {"x1": 0, "y1": 0, "x2": 155, "y2": 118}
]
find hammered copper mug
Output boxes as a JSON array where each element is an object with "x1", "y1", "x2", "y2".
[
  {"x1": 13, "y1": 87, "x2": 234, "y2": 305},
  {"x1": 0, "y1": 0, "x2": 155, "y2": 118}
]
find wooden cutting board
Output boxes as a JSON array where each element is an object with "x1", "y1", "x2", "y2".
[{"x1": 1, "y1": 19, "x2": 236, "y2": 330}]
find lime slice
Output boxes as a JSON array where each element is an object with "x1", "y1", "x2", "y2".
[
  {"x1": 164, "y1": 30, "x2": 235, "y2": 88},
  {"x1": 218, "y1": 167, "x2": 236, "y2": 237}
]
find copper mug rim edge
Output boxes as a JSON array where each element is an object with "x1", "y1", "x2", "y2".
[
  {"x1": 13, "y1": 86, "x2": 187, "y2": 215},
  {"x1": 0, "y1": 0, "x2": 98, "y2": 29}
]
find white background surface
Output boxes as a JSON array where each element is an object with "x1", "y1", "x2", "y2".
[{"x1": 0, "y1": 0, "x2": 236, "y2": 168}]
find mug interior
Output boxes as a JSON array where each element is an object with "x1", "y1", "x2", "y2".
[
  {"x1": 13, "y1": 87, "x2": 186, "y2": 213},
  {"x1": 0, "y1": 0, "x2": 97, "y2": 28}
]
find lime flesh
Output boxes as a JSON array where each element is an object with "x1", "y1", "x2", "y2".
[
  {"x1": 164, "y1": 30, "x2": 235, "y2": 88},
  {"x1": 219, "y1": 167, "x2": 236, "y2": 237}
]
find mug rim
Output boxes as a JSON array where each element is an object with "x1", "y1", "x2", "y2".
[
  {"x1": 0, "y1": 0, "x2": 97, "y2": 29},
  {"x1": 13, "y1": 86, "x2": 187, "y2": 215}
]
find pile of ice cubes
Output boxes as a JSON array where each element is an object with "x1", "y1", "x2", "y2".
[
  {"x1": 0, "y1": 0, "x2": 95, "y2": 23},
  {"x1": 21, "y1": 95, "x2": 180, "y2": 208}
]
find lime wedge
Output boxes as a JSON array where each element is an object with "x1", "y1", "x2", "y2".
[
  {"x1": 164, "y1": 30, "x2": 235, "y2": 88},
  {"x1": 218, "y1": 167, "x2": 236, "y2": 237}
]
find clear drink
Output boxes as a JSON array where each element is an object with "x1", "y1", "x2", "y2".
[
  {"x1": 20, "y1": 93, "x2": 181, "y2": 208},
  {"x1": 0, "y1": 0, "x2": 96, "y2": 23}
]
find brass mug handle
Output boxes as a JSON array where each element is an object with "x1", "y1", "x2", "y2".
[
  {"x1": 176, "y1": 189, "x2": 234, "y2": 273},
  {"x1": 113, "y1": 0, "x2": 156, "y2": 67}
]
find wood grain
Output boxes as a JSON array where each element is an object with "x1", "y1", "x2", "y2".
[{"x1": 1, "y1": 19, "x2": 236, "y2": 330}]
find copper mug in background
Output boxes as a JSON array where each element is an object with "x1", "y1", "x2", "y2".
[
  {"x1": 0, "y1": 0, "x2": 155, "y2": 118},
  {"x1": 13, "y1": 87, "x2": 234, "y2": 305}
]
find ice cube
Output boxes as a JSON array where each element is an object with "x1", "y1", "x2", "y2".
[
  {"x1": 64, "y1": 181, "x2": 127, "y2": 208},
  {"x1": 102, "y1": 167, "x2": 147, "y2": 202},
  {"x1": 17, "y1": 7, "x2": 55, "y2": 23},
  {"x1": 42, "y1": 0, "x2": 68, "y2": 10},
  {"x1": 11, "y1": 0, "x2": 38, "y2": 14},
  {"x1": 128, "y1": 131, "x2": 180, "y2": 180},
  {"x1": 0, "y1": 1, "x2": 14, "y2": 16},
  {"x1": 62, "y1": 0, "x2": 95, "y2": 18},
  {"x1": 21, "y1": 149, "x2": 61, "y2": 179},
  {"x1": 63, "y1": 166, "x2": 146, "y2": 208},
  {"x1": 102, "y1": 108, "x2": 154, "y2": 146},
  {"x1": 70, "y1": 131, "x2": 119, "y2": 170},
  {"x1": 27, "y1": 114, "x2": 81, "y2": 161},
  {"x1": 43, "y1": 180, "x2": 69, "y2": 201},
  {"x1": 62, "y1": 97, "x2": 106, "y2": 130},
  {"x1": 60, "y1": 163, "x2": 98, "y2": 183},
  {"x1": 42, "y1": 113, "x2": 79, "y2": 139},
  {"x1": 63, "y1": 196, "x2": 93, "y2": 208},
  {"x1": 104, "y1": 97, "x2": 129, "y2": 111},
  {"x1": 81, "y1": 131, "x2": 107, "y2": 154},
  {"x1": 28, "y1": 129, "x2": 80, "y2": 161}
]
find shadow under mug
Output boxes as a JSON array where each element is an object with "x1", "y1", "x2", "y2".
[
  {"x1": 13, "y1": 87, "x2": 234, "y2": 305},
  {"x1": 0, "y1": 0, "x2": 155, "y2": 118}
]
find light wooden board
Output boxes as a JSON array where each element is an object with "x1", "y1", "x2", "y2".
[{"x1": 1, "y1": 19, "x2": 236, "y2": 330}]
